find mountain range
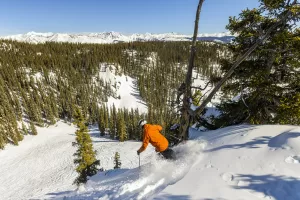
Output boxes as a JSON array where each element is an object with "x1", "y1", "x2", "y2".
[{"x1": 1, "y1": 31, "x2": 235, "y2": 44}]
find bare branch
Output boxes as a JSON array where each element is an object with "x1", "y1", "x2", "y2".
[
  {"x1": 191, "y1": 81, "x2": 211, "y2": 91},
  {"x1": 240, "y1": 88, "x2": 249, "y2": 108}
]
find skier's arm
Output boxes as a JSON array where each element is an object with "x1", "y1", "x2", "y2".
[
  {"x1": 154, "y1": 125, "x2": 163, "y2": 132},
  {"x1": 138, "y1": 131, "x2": 150, "y2": 153}
]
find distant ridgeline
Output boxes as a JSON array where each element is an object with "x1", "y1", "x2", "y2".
[{"x1": 0, "y1": 40, "x2": 228, "y2": 148}]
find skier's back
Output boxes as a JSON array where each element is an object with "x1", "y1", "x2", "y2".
[{"x1": 137, "y1": 119, "x2": 176, "y2": 160}]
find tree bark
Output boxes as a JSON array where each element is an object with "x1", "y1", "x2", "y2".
[{"x1": 179, "y1": 0, "x2": 205, "y2": 140}]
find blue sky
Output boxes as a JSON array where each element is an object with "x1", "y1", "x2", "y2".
[{"x1": 0, "y1": 0, "x2": 259, "y2": 36}]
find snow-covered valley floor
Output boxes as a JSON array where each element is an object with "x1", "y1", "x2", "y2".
[{"x1": 1, "y1": 122, "x2": 300, "y2": 200}]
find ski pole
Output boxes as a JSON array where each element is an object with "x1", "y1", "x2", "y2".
[
  {"x1": 139, "y1": 154, "x2": 141, "y2": 169},
  {"x1": 138, "y1": 154, "x2": 141, "y2": 179}
]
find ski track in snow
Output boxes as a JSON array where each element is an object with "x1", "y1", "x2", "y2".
[
  {"x1": 54, "y1": 140, "x2": 206, "y2": 200},
  {"x1": 154, "y1": 126, "x2": 300, "y2": 200}
]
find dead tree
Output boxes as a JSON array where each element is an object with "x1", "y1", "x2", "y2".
[{"x1": 178, "y1": 0, "x2": 205, "y2": 140}]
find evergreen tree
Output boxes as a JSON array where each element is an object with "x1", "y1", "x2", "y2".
[
  {"x1": 22, "y1": 122, "x2": 28, "y2": 135},
  {"x1": 277, "y1": 93, "x2": 300, "y2": 125},
  {"x1": 30, "y1": 121, "x2": 38, "y2": 135},
  {"x1": 109, "y1": 107, "x2": 114, "y2": 138},
  {"x1": 0, "y1": 118, "x2": 6, "y2": 149},
  {"x1": 117, "y1": 109, "x2": 127, "y2": 142},
  {"x1": 111, "y1": 104, "x2": 117, "y2": 139},
  {"x1": 73, "y1": 106, "x2": 100, "y2": 186},
  {"x1": 104, "y1": 105, "x2": 109, "y2": 130},
  {"x1": 113, "y1": 152, "x2": 121, "y2": 169},
  {"x1": 98, "y1": 107, "x2": 105, "y2": 136},
  {"x1": 215, "y1": 0, "x2": 300, "y2": 125}
]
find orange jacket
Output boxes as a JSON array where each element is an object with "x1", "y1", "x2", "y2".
[{"x1": 138, "y1": 124, "x2": 169, "y2": 153}]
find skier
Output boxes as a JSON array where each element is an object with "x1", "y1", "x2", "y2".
[{"x1": 137, "y1": 119, "x2": 176, "y2": 160}]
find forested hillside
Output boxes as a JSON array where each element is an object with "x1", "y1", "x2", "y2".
[{"x1": 0, "y1": 40, "x2": 228, "y2": 148}]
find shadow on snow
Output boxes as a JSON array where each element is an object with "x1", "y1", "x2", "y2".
[
  {"x1": 153, "y1": 194, "x2": 191, "y2": 200},
  {"x1": 205, "y1": 136, "x2": 272, "y2": 152},
  {"x1": 233, "y1": 174, "x2": 300, "y2": 200},
  {"x1": 268, "y1": 130, "x2": 300, "y2": 148}
]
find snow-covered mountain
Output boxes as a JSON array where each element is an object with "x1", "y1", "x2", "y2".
[{"x1": 0, "y1": 31, "x2": 235, "y2": 44}]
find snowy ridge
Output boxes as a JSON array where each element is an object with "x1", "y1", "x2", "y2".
[{"x1": 1, "y1": 31, "x2": 235, "y2": 44}]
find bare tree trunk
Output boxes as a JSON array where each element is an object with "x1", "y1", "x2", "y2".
[
  {"x1": 191, "y1": 5, "x2": 295, "y2": 117},
  {"x1": 179, "y1": 0, "x2": 205, "y2": 140}
]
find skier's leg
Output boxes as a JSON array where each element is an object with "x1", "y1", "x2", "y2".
[
  {"x1": 168, "y1": 148, "x2": 176, "y2": 160},
  {"x1": 161, "y1": 148, "x2": 176, "y2": 160}
]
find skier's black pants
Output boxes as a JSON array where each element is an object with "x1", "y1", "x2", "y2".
[{"x1": 160, "y1": 148, "x2": 176, "y2": 160}]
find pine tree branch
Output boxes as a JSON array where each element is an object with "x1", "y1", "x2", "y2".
[
  {"x1": 191, "y1": 1, "x2": 297, "y2": 117},
  {"x1": 196, "y1": 87, "x2": 212, "y2": 106}
]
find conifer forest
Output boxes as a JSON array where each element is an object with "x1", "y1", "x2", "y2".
[{"x1": 0, "y1": 40, "x2": 226, "y2": 148}]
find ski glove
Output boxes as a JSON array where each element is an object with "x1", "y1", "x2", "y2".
[{"x1": 137, "y1": 150, "x2": 140, "y2": 155}]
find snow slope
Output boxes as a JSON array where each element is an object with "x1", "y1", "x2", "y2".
[
  {"x1": 0, "y1": 31, "x2": 234, "y2": 44},
  {"x1": 0, "y1": 123, "x2": 154, "y2": 200},
  {"x1": 157, "y1": 125, "x2": 300, "y2": 200},
  {"x1": 57, "y1": 125, "x2": 300, "y2": 200},
  {"x1": 0, "y1": 122, "x2": 78, "y2": 200},
  {"x1": 106, "y1": 74, "x2": 147, "y2": 112},
  {"x1": 1, "y1": 122, "x2": 300, "y2": 200},
  {"x1": 46, "y1": 125, "x2": 300, "y2": 200},
  {"x1": 96, "y1": 63, "x2": 147, "y2": 113}
]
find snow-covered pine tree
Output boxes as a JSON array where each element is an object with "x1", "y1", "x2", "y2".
[
  {"x1": 73, "y1": 106, "x2": 100, "y2": 186},
  {"x1": 113, "y1": 152, "x2": 121, "y2": 169}
]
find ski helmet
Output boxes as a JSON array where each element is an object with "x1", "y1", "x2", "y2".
[{"x1": 138, "y1": 119, "x2": 147, "y2": 127}]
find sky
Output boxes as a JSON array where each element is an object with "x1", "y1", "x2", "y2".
[{"x1": 0, "y1": 0, "x2": 260, "y2": 36}]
